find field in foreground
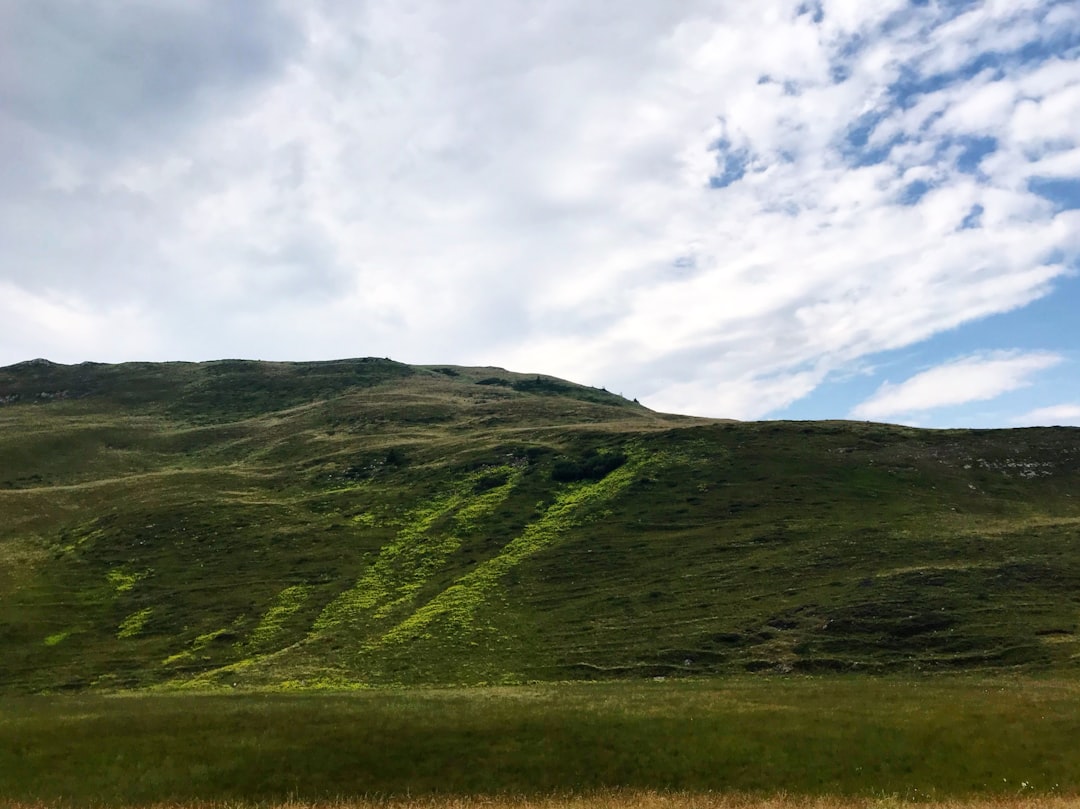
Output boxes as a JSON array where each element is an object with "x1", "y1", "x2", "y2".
[
  {"x1": 7, "y1": 797, "x2": 1080, "y2": 809},
  {"x1": 2, "y1": 678, "x2": 1079, "y2": 807}
]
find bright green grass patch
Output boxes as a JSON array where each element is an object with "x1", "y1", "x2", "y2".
[
  {"x1": 250, "y1": 586, "x2": 313, "y2": 648},
  {"x1": 378, "y1": 458, "x2": 643, "y2": 648},
  {"x1": 314, "y1": 468, "x2": 521, "y2": 632},
  {"x1": 106, "y1": 568, "x2": 142, "y2": 594},
  {"x1": 41, "y1": 631, "x2": 69, "y2": 647},
  {"x1": 117, "y1": 607, "x2": 153, "y2": 639},
  {"x1": 163, "y1": 627, "x2": 242, "y2": 667}
]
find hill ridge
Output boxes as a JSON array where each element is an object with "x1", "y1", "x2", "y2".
[{"x1": 1, "y1": 358, "x2": 1078, "y2": 692}]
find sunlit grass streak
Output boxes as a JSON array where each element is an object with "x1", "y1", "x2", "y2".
[
  {"x1": 314, "y1": 467, "x2": 521, "y2": 633},
  {"x1": 164, "y1": 467, "x2": 533, "y2": 688},
  {"x1": 375, "y1": 457, "x2": 643, "y2": 647},
  {"x1": 248, "y1": 584, "x2": 313, "y2": 648}
]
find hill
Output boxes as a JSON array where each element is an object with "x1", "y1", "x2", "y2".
[{"x1": 1, "y1": 358, "x2": 1078, "y2": 693}]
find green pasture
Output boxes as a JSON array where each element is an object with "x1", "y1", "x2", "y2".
[{"x1": 2, "y1": 678, "x2": 1078, "y2": 806}]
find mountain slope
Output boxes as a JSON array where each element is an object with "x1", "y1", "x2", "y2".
[{"x1": 1, "y1": 358, "x2": 1078, "y2": 692}]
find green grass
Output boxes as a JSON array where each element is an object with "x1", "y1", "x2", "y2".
[
  {"x1": 1, "y1": 359, "x2": 1079, "y2": 694},
  {"x1": 1, "y1": 677, "x2": 1078, "y2": 806}
]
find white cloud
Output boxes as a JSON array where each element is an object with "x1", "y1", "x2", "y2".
[
  {"x1": 0, "y1": 282, "x2": 162, "y2": 362},
  {"x1": 1013, "y1": 404, "x2": 1080, "y2": 426},
  {"x1": 851, "y1": 351, "x2": 1063, "y2": 420},
  {"x1": 1, "y1": 1, "x2": 1078, "y2": 420}
]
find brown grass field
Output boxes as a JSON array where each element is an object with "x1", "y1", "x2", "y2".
[{"x1": 7, "y1": 794, "x2": 1080, "y2": 809}]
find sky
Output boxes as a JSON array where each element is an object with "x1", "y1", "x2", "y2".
[{"x1": 1, "y1": 0, "x2": 1079, "y2": 427}]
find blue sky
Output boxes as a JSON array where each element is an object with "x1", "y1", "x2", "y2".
[
  {"x1": 769, "y1": 0, "x2": 1080, "y2": 425},
  {"x1": 1, "y1": 0, "x2": 1079, "y2": 426}
]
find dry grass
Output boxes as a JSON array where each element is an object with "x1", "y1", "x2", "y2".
[{"x1": 7, "y1": 794, "x2": 1080, "y2": 809}]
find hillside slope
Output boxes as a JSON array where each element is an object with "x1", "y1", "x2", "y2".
[{"x1": 1, "y1": 358, "x2": 1078, "y2": 692}]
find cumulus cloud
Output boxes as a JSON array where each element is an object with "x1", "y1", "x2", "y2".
[
  {"x1": 1, "y1": 1, "x2": 1078, "y2": 419},
  {"x1": 1013, "y1": 404, "x2": 1080, "y2": 426},
  {"x1": 0, "y1": 1, "x2": 300, "y2": 150},
  {"x1": 851, "y1": 351, "x2": 1064, "y2": 420},
  {"x1": 0, "y1": 281, "x2": 163, "y2": 362}
]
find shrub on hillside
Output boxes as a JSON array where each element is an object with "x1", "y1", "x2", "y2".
[{"x1": 551, "y1": 448, "x2": 627, "y2": 482}]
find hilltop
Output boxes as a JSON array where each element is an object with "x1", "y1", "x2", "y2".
[{"x1": 1, "y1": 357, "x2": 1078, "y2": 693}]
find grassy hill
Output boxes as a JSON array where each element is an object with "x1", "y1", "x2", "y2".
[{"x1": 1, "y1": 357, "x2": 1079, "y2": 693}]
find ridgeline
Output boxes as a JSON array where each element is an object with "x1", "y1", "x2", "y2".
[{"x1": 2, "y1": 358, "x2": 1078, "y2": 693}]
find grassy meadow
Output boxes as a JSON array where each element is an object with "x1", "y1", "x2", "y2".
[
  {"x1": 3, "y1": 678, "x2": 1080, "y2": 806},
  {"x1": 2, "y1": 359, "x2": 1080, "y2": 806},
  {"x1": 6, "y1": 798, "x2": 1080, "y2": 809}
]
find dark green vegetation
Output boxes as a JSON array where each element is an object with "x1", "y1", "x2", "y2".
[
  {"x1": 1, "y1": 357, "x2": 1079, "y2": 693},
  {"x1": 2, "y1": 678, "x2": 1079, "y2": 804}
]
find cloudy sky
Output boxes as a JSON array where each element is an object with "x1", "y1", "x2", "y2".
[{"x1": 2, "y1": 0, "x2": 1079, "y2": 426}]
